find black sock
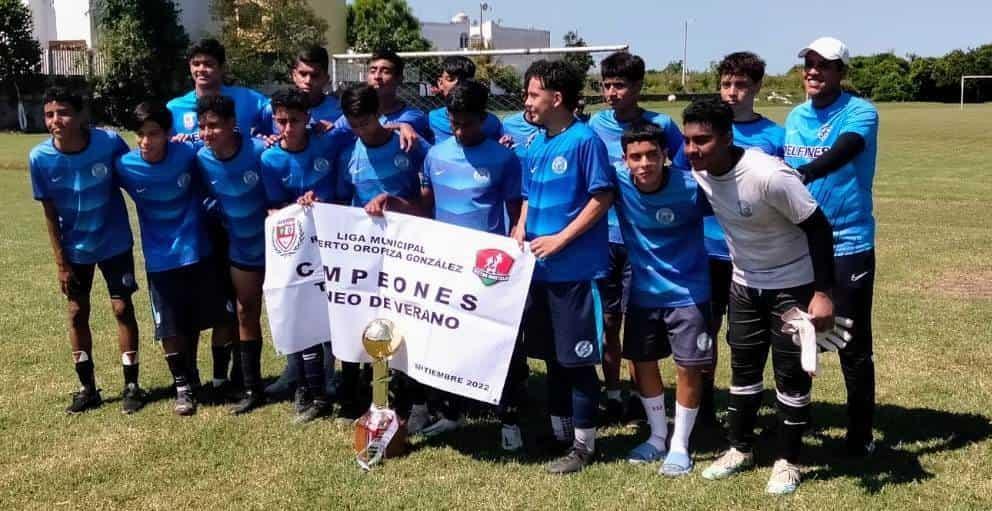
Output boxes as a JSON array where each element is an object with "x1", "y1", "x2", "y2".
[
  {"x1": 165, "y1": 353, "x2": 189, "y2": 389},
  {"x1": 700, "y1": 375, "x2": 715, "y2": 416},
  {"x1": 778, "y1": 404, "x2": 810, "y2": 463},
  {"x1": 230, "y1": 342, "x2": 243, "y2": 386},
  {"x1": 211, "y1": 343, "x2": 232, "y2": 382},
  {"x1": 727, "y1": 392, "x2": 762, "y2": 453},
  {"x1": 186, "y1": 336, "x2": 200, "y2": 385},
  {"x1": 239, "y1": 340, "x2": 263, "y2": 391},
  {"x1": 75, "y1": 356, "x2": 96, "y2": 390},
  {"x1": 339, "y1": 361, "x2": 360, "y2": 405},
  {"x1": 301, "y1": 345, "x2": 325, "y2": 398},
  {"x1": 122, "y1": 363, "x2": 140, "y2": 386}
]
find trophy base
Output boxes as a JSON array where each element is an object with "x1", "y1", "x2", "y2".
[{"x1": 353, "y1": 409, "x2": 408, "y2": 460}]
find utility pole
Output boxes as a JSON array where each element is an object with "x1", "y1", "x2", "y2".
[{"x1": 681, "y1": 19, "x2": 688, "y2": 89}]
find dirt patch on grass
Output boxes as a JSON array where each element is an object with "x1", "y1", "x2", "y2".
[{"x1": 932, "y1": 270, "x2": 992, "y2": 299}]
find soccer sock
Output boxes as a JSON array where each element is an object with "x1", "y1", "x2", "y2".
[
  {"x1": 211, "y1": 343, "x2": 232, "y2": 385},
  {"x1": 574, "y1": 427, "x2": 596, "y2": 452},
  {"x1": 164, "y1": 352, "x2": 189, "y2": 391},
  {"x1": 301, "y1": 345, "x2": 325, "y2": 398},
  {"x1": 121, "y1": 351, "x2": 139, "y2": 386},
  {"x1": 239, "y1": 339, "x2": 263, "y2": 391},
  {"x1": 700, "y1": 374, "x2": 715, "y2": 416},
  {"x1": 550, "y1": 415, "x2": 574, "y2": 443},
  {"x1": 73, "y1": 351, "x2": 96, "y2": 390},
  {"x1": 640, "y1": 394, "x2": 668, "y2": 451},
  {"x1": 777, "y1": 391, "x2": 811, "y2": 464},
  {"x1": 186, "y1": 336, "x2": 201, "y2": 386},
  {"x1": 569, "y1": 365, "x2": 601, "y2": 429},
  {"x1": 229, "y1": 342, "x2": 243, "y2": 386},
  {"x1": 727, "y1": 391, "x2": 762, "y2": 453},
  {"x1": 670, "y1": 403, "x2": 699, "y2": 455}
]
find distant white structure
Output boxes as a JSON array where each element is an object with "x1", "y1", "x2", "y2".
[{"x1": 420, "y1": 16, "x2": 551, "y2": 72}]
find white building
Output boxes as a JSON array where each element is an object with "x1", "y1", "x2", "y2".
[{"x1": 420, "y1": 13, "x2": 551, "y2": 72}]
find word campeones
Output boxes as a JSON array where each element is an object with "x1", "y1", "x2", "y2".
[{"x1": 315, "y1": 234, "x2": 463, "y2": 273}]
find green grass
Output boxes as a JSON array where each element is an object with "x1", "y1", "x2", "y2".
[{"x1": 1, "y1": 103, "x2": 991, "y2": 510}]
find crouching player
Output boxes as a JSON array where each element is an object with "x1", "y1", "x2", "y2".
[
  {"x1": 115, "y1": 102, "x2": 235, "y2": 415},
  {"x1": 613, "y1": 123, "x2": 712, "y2": 475},
  {"x1": 684, "y1": 98, "x2": 836, "y2": 495},
  {"x1": 195, "y1": 95, "x2": 270, "y2": 414},
  {"x1": 261, "y1": 88, "x2": 347, "y2": 423}
]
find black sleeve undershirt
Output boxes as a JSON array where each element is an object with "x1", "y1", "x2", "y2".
[
  {"x1": 797, "y1": 207, "x2": 835, "y2": 293},
  {"x1": 797, "y1": 132, "x2": 866, "y2": 184}
]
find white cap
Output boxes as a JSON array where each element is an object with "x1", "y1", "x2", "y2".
[{"x1": 798, "y1": 37, "x2": 850, "y2": 65}]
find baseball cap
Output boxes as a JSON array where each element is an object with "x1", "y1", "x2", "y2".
[{"x1": 798, "y1": 37, "x2": 850, "y2": 65}]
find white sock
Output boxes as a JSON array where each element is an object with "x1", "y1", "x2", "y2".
[
  {"x1": 641, "y1": 394, "x2": 668, "y2": 450},
  {"x1": 670, "y1": 403, "x2": 699, "y2": 455},
  {"x1": 550, "y1": 415, "x2": 574, "y2": 442},
  {"x1": 606, "y1": 389, "x2": 622, "y2": 402},
  {"x1": 574, "y1": 427, "x2": 596, "y2": 452}
]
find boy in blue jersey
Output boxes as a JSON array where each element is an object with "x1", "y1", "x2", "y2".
[
  {"x1": 514, "y1": 60, "x2": 614, "y2": 474},
  {"x1": 195, "y1": 95, "x2": 270, "y2": 415},
  {"x1": 428, "y1": 56, "x2": 503, "y2": 144},
  {"x1": 260, "y1": 89, "x2": 345, "y2": 422},
  {"x1": 29, "y1": 88, "x2": 143, "y2": 414},
  {"x1": 115, "y1": 102, "x2": 235, "y2": 416},
  {"x1": 587, "y1": 52, "x2": 688, "y2": 423},
  {"x1": 417, "y1": 80, "x2": 526, "y2": 449},
  {"x1": 785, "y1": 37, "x2": 880, "y2": 457},
  {"x1": 613, "y1": 123, "x2": 713, "y2": 476},
  {"x1": 258, "y1": 46, "x2": 342, "y2": 139}
]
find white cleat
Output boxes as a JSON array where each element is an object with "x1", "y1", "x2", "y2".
[
  {"x1": 702, "y1": 448, "x2": 755, "y2": 480},
  {"x1": 421, "y1": 417, "x2": 464, "y2": 437},
  {"x1": 765, "y1": 459, "x2": 801, "y2": 496}
]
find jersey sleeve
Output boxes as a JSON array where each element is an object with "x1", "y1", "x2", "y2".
[
  {"x1": 251, "y1": 90, "x2": 270, "y2": 134},
  {"x1": 260, "y1": 157, "x2": 289, "y2": 207},
  {"x1": 770, "y1": 124, "x2": 786, "y2": 157},
  {"x1": 334, "y1": 149, "x2": 355, "y2": 204},
  {"x1": 840, "y1": 101, "x2": 879, "y2": 140},
  {"x1": 582, "y1": 136, "x2": 614, "y2": 194},
  {"x1": 765, "y1": 167, "x2": 818, "y2": 225},
  {"x1": 421, "y1": 150, "x2": 434, "y2": 188},
  {"x1": 501, "y1": 151, "x2": 523, "y2": 201},
  {"x1": 28, "y1": 152, "x2": 49, "y2": 200},
  {"x1": 256, "y1": 103, "x2": 275, "y2": 136}
]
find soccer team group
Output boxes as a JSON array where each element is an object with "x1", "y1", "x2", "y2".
[{"x1": 29, "y1": 33, "x2": 879, "y2": 494}]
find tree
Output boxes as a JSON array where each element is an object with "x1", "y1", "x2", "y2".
[
  {"x1": 347, "y1": 0, "x2": 430, "y2": 52},
  {"x1": 91, "y1": 0, "x2": 190, "y2": 126},
  {"x1": 562, "y1": 30, "x2": 594, "y2": 78},
  {"x1": 0, "y1": 0, "x2": 42, "y2": 96},
  {"x1": 212, "y1": 0, "x2": 328, "y2": 85}
]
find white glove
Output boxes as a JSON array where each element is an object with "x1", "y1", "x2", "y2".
[{"x1": 781, "y1": 308, "x2": 854, "y2": 375}]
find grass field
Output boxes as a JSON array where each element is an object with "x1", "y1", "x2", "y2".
[{"x1": 1, "y1": 103, "x2": 990, "y2": 510}]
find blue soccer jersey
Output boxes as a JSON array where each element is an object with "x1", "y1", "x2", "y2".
[
  {"x1": 523, "y1": 121, "x2": 613, "y2": 282},
  {"x1": 614, "y1": 166, "x2": 711, "y2": 307},
  {"x1": 422, "y1": 137, "x2": 522, "y2": 235},
  {"x1": 705, "y1": 116, "x2": 787, "y2": 261},
  {"x1": 336, "y1": 132, "x2": 429, "y2": 207},
  {"x1": 114, "y1": 142, "x2": 209, "y2": 272},
  {"x1": 784, "y1": 92, "x2": 879, "y2": 255},
  {"x1": 587, "y1": 109, "x2": 689, "y2": 243},
  {"x1": 501, "y1": 111, "x2": 540, "y2": 147},
  {"x1": 167, "y1": 85, "x2": 269, "y2": 138},
  {"x1": 261, "y1": 130, "x2": 347, "y2": 207},
  {"x1": 334, "y1": 105, "x2": 434, "y2": 144},
  {"x1": 195, "y1": 136, "x2": 269, "y2": 267},
  {"x1": 428, "y1": 107, "x2": 503, "y2": 145},
  {"x1": 29, "y1": 129, "x2": 133, "y2": 264},
  {"x1": 258, "y1": 94, "x2": 344, "y2": 136}
]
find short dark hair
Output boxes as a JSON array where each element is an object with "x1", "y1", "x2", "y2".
[
  {"x1": 370, "y1": 49, "x2": 404, "y2": 77},
  {"x1": 294, "y1": 46, "x2": 329, "y2": 73},
  {"x1": 621, "y1": 122, "x2": 667, "y2": 154},
  {"x1": 195, "y1": 94, "x2": 236, "y2": 120},
  {"x1": 524, "y1": 59, "x2": 583, "y2": 110},
  {"x1": 441, "y1": 56, "x2": 476, "y2": 82},
  {"x1": 600, "y1": 52, "x2": 645, "y2": 82},
  {"x1": 132, "y1": 101, "x2": 172, "y2": 132},
  {"x1": 188, "y1": 38, "x2": 226, "y2": 66},
  {"x1": 682, "y1": 97, "x2": 734, "y2": 136},
  {"x1": 340, "y1": 83, "x2": 379, "y2": 118},
  {"x1": 446, "y1": 79, "x2": 489, "y2": 118},
  {"x1": 269, "y1": 88, "x2": 310, "y2": 115},
  {"x1": 717, "y1": 52, "x2": 766, "y2": 83},
  {"x1": 42, "y1": 86, "x2": 84, "y2": 112}
]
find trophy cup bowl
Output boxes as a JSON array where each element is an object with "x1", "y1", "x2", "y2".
[{"x1": 354, "y1": 319, "x2": 408, "y2": 468}]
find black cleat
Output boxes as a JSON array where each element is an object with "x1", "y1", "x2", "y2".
[
  {"x1": 293, "y1": 398, "x2": 331, "y2": 424},
  {"x1": 120, "y1": 383, "x2": 146, "y2": 415},
  {"x1": 336, "y1": 400, "x2": 365, "y2": 423},
  {"x1": 230, "y1": 389, "x2": 265, "y2": 415},
  {"x1": 623, "y1": 395, "x2": 646, "y2": 425},
  {"x1": 174, "y1": 387, "x2": 197, "y2": 416},
  {"x1": 602, "y1": 398, "x2": 624, "y2": 426},
  {"x1": 292, "y1": 387, "x2": 312, "y2": 415},
  {"x1": 66, "y1": 386, "x2": 102, "y2": 414},
  {"x1": 536, "y1": 433, "x2": 573, "y2": 456},
  {"x1": 546, "y1": 445, "x2": 594, "y2": 474}
]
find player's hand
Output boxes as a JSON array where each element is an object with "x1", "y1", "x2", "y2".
[
  {"x1": 57, "y1": 264, "x2": 75, "y2": 296},
  {"x1": 807, "y1": 291, "x2": 834, "y2": 332},
  {"x1": 510, "y1": 223, "x2": 526, "y2": 248},
  {"x1": 499, "y1": 134, "x2": 515, "y2": 149},
  {"x1": 396, "y1": 124, "x2": 419, "y2": 152},
  {"x1": 364, "y1": 193, "x2": 391, "y2": 217},
  {"x1": 297, "y1": 190, "x2": 318, "y2": 207},
  {"x1": 170, "y1": 133, "x2": 193, "y2": 143},
  {"x1": 314, "y1": 120, "x2": 334, "y2": 133},
  {"x1": 530, "y1": 234, "x2": 566, "y2": 260},
  {"x1": 261, "y1": 133, "x2": 282, "y2": 148}
]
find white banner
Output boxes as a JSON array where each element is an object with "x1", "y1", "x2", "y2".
[{"x1": 264, "y1": 203, "x2": 535, "y2": 404}]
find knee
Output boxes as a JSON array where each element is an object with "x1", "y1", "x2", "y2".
[
  {"x1": 235, "y1": 299, "x2": 259, "y2": 323},
  {"x1": 110, "y1": 299, "x2": 134, "y2": 322},
  {"x1": 66, "y1": 300, "x2": 90, "y2": 328},
  {"x1": 775, "y1": 389, "x2": 811, "y2": 422}
]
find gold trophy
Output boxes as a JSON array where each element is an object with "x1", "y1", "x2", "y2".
[{"x1": 353, "y1": 319, "x2": 408, "y2": 469}]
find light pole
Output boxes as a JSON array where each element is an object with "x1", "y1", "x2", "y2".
[
  {"x1": 681, "y1": 19, "x2": 690, "y2": 89},
  {"x1": 479, "y1": 3, "x2": 489, "y2": 48}
]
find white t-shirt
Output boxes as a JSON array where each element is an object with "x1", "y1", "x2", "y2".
[{"x1": 693, "y1": 149, "x2": 818, "y2": 289}]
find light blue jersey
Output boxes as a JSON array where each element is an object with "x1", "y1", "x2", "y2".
[
  {"x1": 705, "y1": 116, "x2": 787, "y2": 260},
  {"x1": 195, "y1": 136, "x2": 269, "y2": 268},
  {"x1": 501, "y1": 111, "x2": 541, "y2": 166},
  {"x1": 428, "y1": 107, "x2": 503, "y2": 145},
  {"x1": 166, "y1": 86, "x2": 269, "y2": 139},
  {"x1": 115, "y1": 142, "x2": 209, "y2": 272},
  {"x1": 261, "y1": 131, "x2": 347, "y2": 207},
  {"x1": 334, "y1": 105, "x2": 434, "y2": 144},
  {"x1": 29, "y1": 129, "x2": 133, "y2": 264},
  {"x1": 523, "y1": 120, "x2": 613, "y2": 282},
  {"x1": 258, "y1": 94, "x2": 343, "y2": 136},
  {"x1": 587, "y1": 109, "x2": 688, "y2": 243},
  {"x1": 335, "y1": 132, "x2": 429, "y2": 207},
  {"x1": 422, "y1": 137, "x2": 522, "y2": 235},
  {"x1": 784, "y1": 92, "x2": 879, "y2": 255}
]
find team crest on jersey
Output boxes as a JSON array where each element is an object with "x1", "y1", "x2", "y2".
[
  {"x1": 183, "y1": 112, "x2": 196, "y2": 131},
  {"x1": 738, "y1": 200, "x2": 753, "y2": 217},
  {"x1": 655, "y1": 208, "x2": 676, "y2": 225},
  {"x1": 393, "y1": 153, "x2": 411, "y2": 170},
  {"x1": 551, "y1": 156, "x2": 568, "y2": 174},
  {"x1": 243, "y1": 170, "x2": 259, "y2": 186},
  {"x1": 91, "y1": 163, "x2": 108, "y2": 179},
  {"x1": 313, "y1": 158, "x2": 330, "y2": 173},
  {"x1": 272, "y1": 217, "x2": 304, "y2": 256},
  {"x1": 574, "y1": 340, "x2": 595, "y2": 358},
  {"x1": 473, "y1": 248, "x2": 515, "y2": 286},
  {"x1": 177, "y1": 172, "x2": 191, "y2": 189},
  {"x1": 817, "y1": 123, "x2": 833, "y2": 142},
  {"x1": 473, "y1": 168, "x2": 491, "y2": 184}
]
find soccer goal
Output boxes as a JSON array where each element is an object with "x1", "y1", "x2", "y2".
[
  {"x1": 960, "y1": 75, "x2": 992, "y2": 109},
  {"x1": 330, "y1": 45, "x2": 628, "y2": 115}
]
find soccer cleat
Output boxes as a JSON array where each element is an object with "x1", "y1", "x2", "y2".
[
  {"x1": 292, "y1": 387, "x2": 312, "y2": 415},
  {"x1": 406, "y1": 405, "x2": 432, "y2": 435},
  {"x1": 546, "y1": 445, "x2": 594, "y2": 474},
  {"x1": 120, "y1": 383, "x2": 146, "y2": 415},
  {"x1": 537, "y1": 433, "x2": 573, "y2": 456},
  {"x1": 501, "y1": 423, "x2": 523, "y2": 452},
  {"x1": 66, "y1": 386, "x2": 102, "y2": 414},
  {"x1": 230, "y1": 389, "x2": 265, "y2": 415},
  {"x1": 765, "y1": 459, "x2": 801, "y2": 495},
  {"x1": 627, "y1": 441, "x2": 666, "y2": 464},
  {"x1": 421, "y1": 417, "x2": 464, "y2": 438},
  {"x1": 602, "y1": 398, "x2": 624, "y2": 426},
  {"x1": 702, "y1": 448, "x2": 755, "y2": 480},
  {"x1": 660, "y1": 450, "x2": 694, "y2": 477},
  {"x1": 174, "y1": 387, "x2": 197, "y2": 416},
  {"x1": 336, "y1": 400, "x2": 365, "y2": 424},
  {"x1": 293, "y1": 398, "x2": 331, "y2": 425}
]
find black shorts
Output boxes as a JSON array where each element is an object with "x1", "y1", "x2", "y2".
[
  {"x1": 148, "y1": 259, "x2": 236, "y2": 340},
  {"x1": 709, "y1": 258, "x2": 732, "y2": 314},
  {"x1": 67, "y1": 250, "x2": 138, "y2": 300},
  {"x1": 595, "y1": 242, "x2": 631, "y2": 315},
  {"x1": 623, "y1": 303, "x2": 714, "y2": 366},
  {"x1": 523, "y1": 280, "x2": 604, "y2": 367},
  {"x1": 206, "y1": 216, "x2": 237, "y2": 301}
]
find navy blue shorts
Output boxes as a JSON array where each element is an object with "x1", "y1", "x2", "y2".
[
  {"x1": 623, "y1": 303, "x2": 714, "y2": 366},
  {"x1": 596, "y1": 242, "x2": 630, "y2": 315},
  {"x1": 67, "y1": 249, "x2": 138, "y2": 300},
  {"x1": 148, "y1": 259, "x2": 236, "y2": 340},
  {"x1": 523, "y1": 280, "x2": 604, "y2": 367}
]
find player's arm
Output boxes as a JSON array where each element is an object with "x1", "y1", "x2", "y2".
[
  {"x1": 511, "y1": 200, "x2": 528, "y2": 246},
  {"x1": 419, "y1": 158, "x2": 436, "y2": 219},
  {"x1": 41, "y1": 200, "x2": 74, "y2": 295},
  {"x1": 796, "y1": 132, "x2": 865, "y2": 183},
  {"x1": 531, "y1": 190, "x2": 614, "y2": 259}
]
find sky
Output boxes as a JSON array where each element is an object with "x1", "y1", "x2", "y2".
[{"x1": 405, "y1": 1, "x2": 992, "y2": 74}]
